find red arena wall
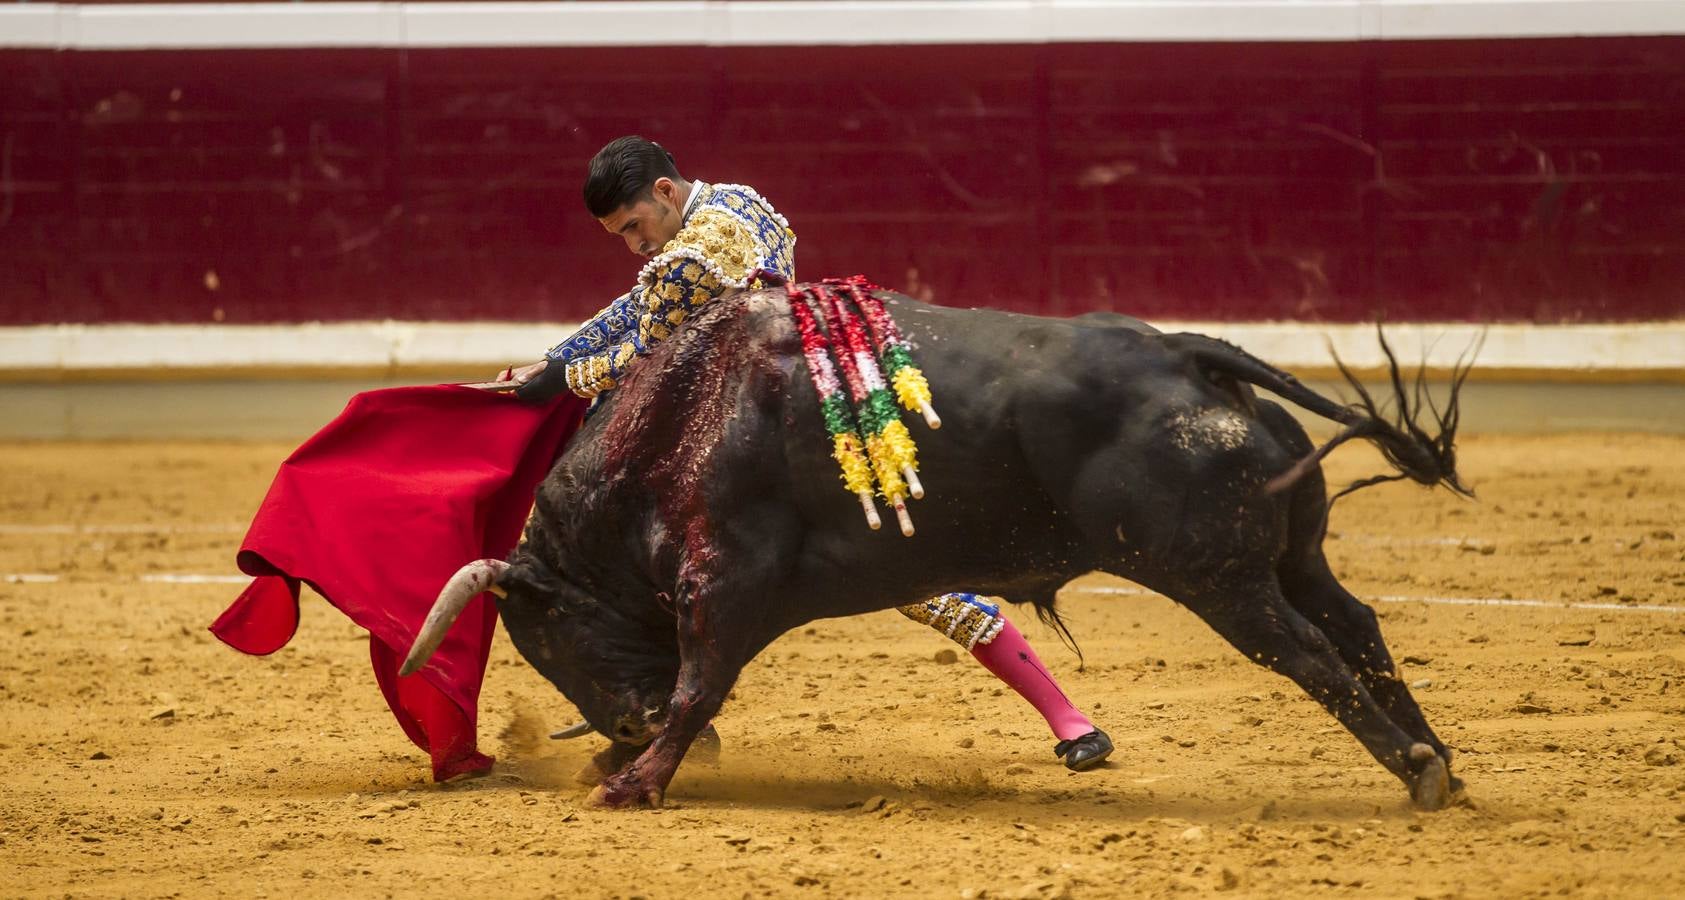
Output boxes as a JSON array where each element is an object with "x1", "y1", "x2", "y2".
[{"x1": 1, "y1": 37, "x2": 1682, "y2": 325}]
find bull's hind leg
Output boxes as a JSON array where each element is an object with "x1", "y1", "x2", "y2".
[
  {"x1": 1279, "y1": 557, "x2": 1457, "y2": 776},
  {"x1": 1172, "y1": 574, "x2": 1454, "y2": 810},
  {"x1": 1261, "y1": 401, "x2": 1460, "y2": 799}
]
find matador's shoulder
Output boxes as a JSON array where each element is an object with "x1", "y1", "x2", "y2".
[
  {"x1": 636, "y1": 208, "x2": 759, "y2": 289},
  {"x1": 703, "y1": 183, "x2": 793, "y2": 234},
  {"x1": 637, "y1": 182, "x2": 796, "y2": 290}
]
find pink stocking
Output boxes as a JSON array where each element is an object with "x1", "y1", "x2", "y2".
[{"x1": 971, "y1": 617, "x2": 1096, "y2": 742}]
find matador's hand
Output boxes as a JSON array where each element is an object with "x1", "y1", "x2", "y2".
[
  {"x1": 512, "y1": 357, "x2": 571, "y2": 402},
  {"x1": 505, "y1": 359, "x2": 549, "y2": 386},
  {"x1": 465, "y1": 359, "x2": 551, "y2": 395}
]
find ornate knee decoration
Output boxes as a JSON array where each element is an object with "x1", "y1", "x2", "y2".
[{"x1": 898, "y1": 592, "x2": 1005, "y2": 650}]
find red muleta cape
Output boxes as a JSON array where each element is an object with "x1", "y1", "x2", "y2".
[{"x1": 211, "y1": 385, "x2": 586, "y2": 780}]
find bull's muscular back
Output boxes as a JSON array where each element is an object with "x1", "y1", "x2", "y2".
[{"x1": 534, "y1": 289, "x2": 1294, "y2": 634}]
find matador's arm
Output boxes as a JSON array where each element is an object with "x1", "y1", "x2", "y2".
[{"x1": 526, "y1": 208, "x2": 764, "y2": 399}]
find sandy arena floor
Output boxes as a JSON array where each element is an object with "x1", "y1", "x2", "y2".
[{"x1": 2, "y1": 434, "x2": 1683, "y2": 898}]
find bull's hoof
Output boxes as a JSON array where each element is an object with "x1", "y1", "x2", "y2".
[
  {"x1": 1054, "y1": 729, "x2": 1114, "y2": 772},
  {"x1": 1407, "y1": 743, "x2": 1453, "y2": 811},
  {"x1": 586, "y1": 779, "x2": 664, "y2": 810},
  {"x1": 574, "y1": 742, "x2": 645, "y2": 787}
]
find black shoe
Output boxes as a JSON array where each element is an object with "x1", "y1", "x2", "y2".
[{"x1": 1054, "y1": 729, "x2": 1113, "y2": 772}]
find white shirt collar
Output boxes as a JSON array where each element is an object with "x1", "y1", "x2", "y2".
[{"x1": 681, "y1": 181, "x2": 708, "y2": 220}]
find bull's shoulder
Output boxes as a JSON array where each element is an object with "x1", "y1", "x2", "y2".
[{"x1": 737, "y1": 288, "x2": 801, "y2": 348}]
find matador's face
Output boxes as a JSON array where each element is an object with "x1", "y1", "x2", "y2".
[{"x1": 598, "y1": 177, "x2": 687, "y2": 259}]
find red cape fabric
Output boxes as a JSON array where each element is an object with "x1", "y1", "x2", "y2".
[{"x1": 211, "y1": 385, "x2": 586, "y2": 781}]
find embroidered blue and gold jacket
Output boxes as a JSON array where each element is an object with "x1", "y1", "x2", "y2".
[{"x1": 545, "y1": 182, "x2": 796, "y2": 397}]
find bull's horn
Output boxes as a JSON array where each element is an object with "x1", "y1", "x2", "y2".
[
  {"x1": 399, "y1": 559, "x2": 510, "y2": 677},
  {"x1": 549, "y1": 721, "x2": 594, "y2": 740}
]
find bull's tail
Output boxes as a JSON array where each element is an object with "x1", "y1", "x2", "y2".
[{"x1": 1165, "y1": 326, "x2": 1477, "y2": 503}]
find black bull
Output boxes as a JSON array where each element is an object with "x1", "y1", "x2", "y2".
[{"x1": 403, "y1": 289, "x2": 1473, "y2": 810}]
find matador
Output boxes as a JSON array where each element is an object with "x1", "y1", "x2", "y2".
[{"x1": 503, "y1": 136, "x2": 1113, "y2": 771}]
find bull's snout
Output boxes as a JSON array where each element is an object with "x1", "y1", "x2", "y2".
[{"x1": 612, "y1": 705, "x2": 667, "y2": 743}]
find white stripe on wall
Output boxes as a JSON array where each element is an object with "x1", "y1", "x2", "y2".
[
  {"x1": 1, "y1": 321, "x2": 1679, "y2": 377},
  {"x1": 1, "y1": 1, "x2": 1682, "y2": 50}
]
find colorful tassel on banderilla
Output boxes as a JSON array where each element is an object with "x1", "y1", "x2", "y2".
[
  {"x1": 785, "y1": 277, "x2": 939, "y2": 536},
  {"x1": 843, "y1": 279, "x2": 941, "y2": 431},
  {"x1": 786, "y1": 283, "x2": 881, "y2": 530}
]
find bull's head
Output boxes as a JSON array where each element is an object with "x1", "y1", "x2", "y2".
[{"x1": 401, "y1": 559, "x2": 679, "y2": 746}]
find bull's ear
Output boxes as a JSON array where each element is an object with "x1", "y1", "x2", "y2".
[
  {"x1": 495, "y1": 558, "x2": 553, "y2": 604},
  {"x1": 502, "y1": 558, "x2": 597, "y2": 614}
]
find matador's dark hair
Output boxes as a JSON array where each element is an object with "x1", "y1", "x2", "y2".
[{"x1": 583, "y1": 136, "x2": 683, "y2": 218}]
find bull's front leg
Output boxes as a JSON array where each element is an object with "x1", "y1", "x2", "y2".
[{"x1": 587, "y1": 574, "x2": 750, "y2": 809}]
